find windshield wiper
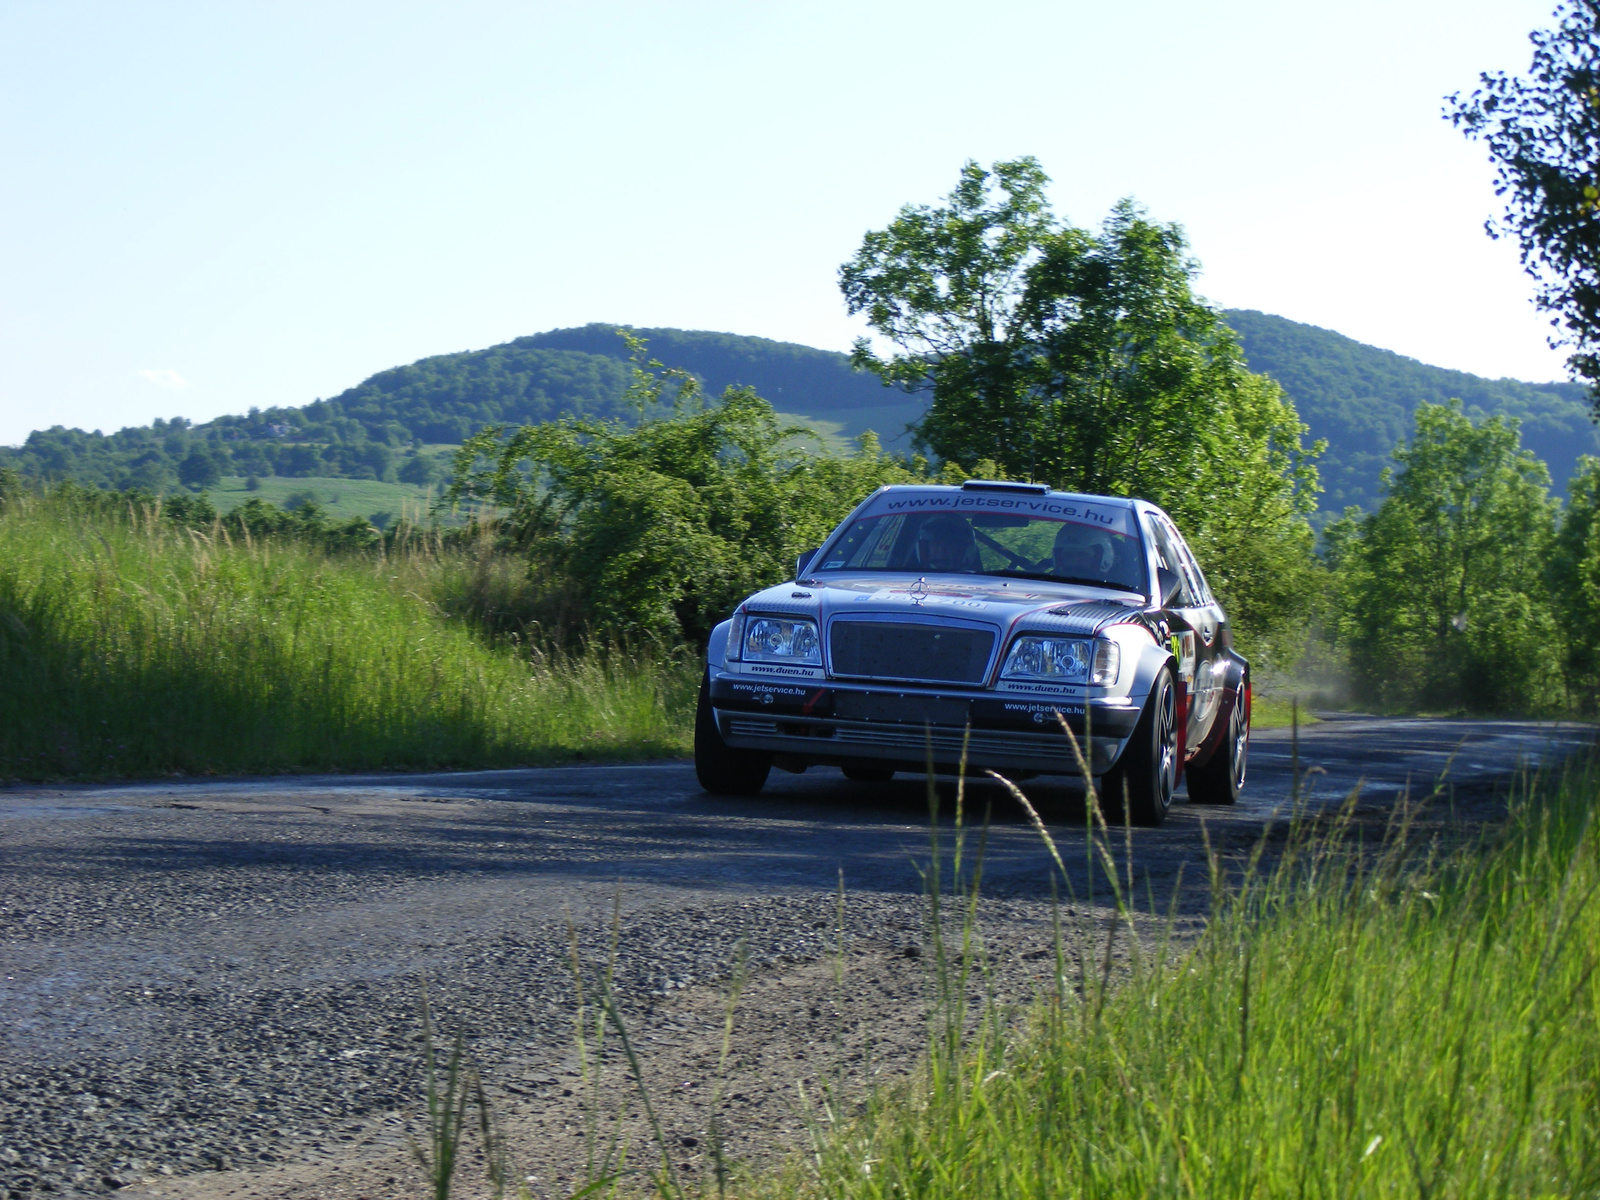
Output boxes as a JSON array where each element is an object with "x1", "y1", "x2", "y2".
[{"x1": 991, "y1": 569, "x2": 1139, "y2": 592}]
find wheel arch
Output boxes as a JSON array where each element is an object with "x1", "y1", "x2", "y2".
[
  {"x1": 707, "y1": 618, "x2": 733, "y2": 671},
  {"x1": 1188, "y1": 649, "x2": 1249, "y2": 771}
]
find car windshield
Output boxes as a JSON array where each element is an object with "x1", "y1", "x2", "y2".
[{"x1": 815, "y1": 510, "x2": 1147, "y2": 593}]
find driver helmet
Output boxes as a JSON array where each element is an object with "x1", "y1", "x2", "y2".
[
  {"x1": 1052, "y1": 521, "x2": 1116, "y2": 574},
  {"x1": 916, "y1": 516, "x2": 978, "y2": 572}
]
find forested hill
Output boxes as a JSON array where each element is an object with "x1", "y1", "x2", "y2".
[
  {"x1": 320, "y1": 325, "x2": 908, "y2": 445},
  {"x1": 1223, "y1": 309, "x2": 1599, "y2": 512},
  {"x1": 0, "y1": 327, "x2": 912, "y2": 492},
  {"x1": 5, "y1": 316, "x2": 1597, "y2": 516}
]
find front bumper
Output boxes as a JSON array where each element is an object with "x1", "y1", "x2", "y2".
[{"x1": 709, "y1": 673, "x2": 1140, "y2": 776}]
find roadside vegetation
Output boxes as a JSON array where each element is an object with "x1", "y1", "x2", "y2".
[
  {"x1": 0, "y1": 301, "x2": 1589, "y2": 785},
  {"x1": 0, "y1": 483, "x2": 697, "y2": 780},
  {"x1": 14, "y1": 101, "x2": 1600, "y2": 779},
  {"x1": 780, "y1": 759, "x2": 1600, "y2": 1199},
  {"x1": 413, "y1": 746, "x2": 1599, "y2": 1200},
  {"x1": 1322, "y1": 402, "x2": 1600, "y2": 713}
]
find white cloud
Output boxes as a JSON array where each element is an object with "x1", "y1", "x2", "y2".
[{"x1": 137, "y1": 368, "x2": 190, "y2": 390}]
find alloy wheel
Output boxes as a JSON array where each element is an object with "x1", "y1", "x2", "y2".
[
  {"x1": 1231, "y1": 700, "x2": 1248, "y2": 792},
  {"x1": 1155, "y1": 679, "x2": 1177, "y2": 811}
]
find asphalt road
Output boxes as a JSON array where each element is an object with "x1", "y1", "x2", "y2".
[{"x1": 0, "y1": 715, "x2": 1590, "y2": 1198}]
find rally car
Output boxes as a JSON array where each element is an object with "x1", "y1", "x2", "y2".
[{"x1": 694, "y1": 480, "x2": 1249, "y2": 825}]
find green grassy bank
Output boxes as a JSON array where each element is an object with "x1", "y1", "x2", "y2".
[
  {"x1": 1245, "y1": 693, "x2": 1316, "y2": 730},
  {"x1": 771, "y1": 770, "x2": 1599, "y2": 1200},
  {"x1": 0, "y1": 494, "x2": 698, "y2": 779}
]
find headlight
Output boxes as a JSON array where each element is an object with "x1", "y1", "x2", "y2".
[
  {"x1": 1001, "y1": 636, "x2": 1121, "y2": 685},
  {"x1": 1002, "y1": 636, "x2": 1089, "y2": 681},
  {"x1": 741, "y1": 616, "x2": 822, "y2": 665}
]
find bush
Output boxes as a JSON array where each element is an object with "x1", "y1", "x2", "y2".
[{"x1": 446, "y1": 338, "x2": 948, "y2": 644}]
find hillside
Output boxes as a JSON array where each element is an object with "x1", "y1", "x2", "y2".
[
  {"x1": 1224, "y1": 310, "x2": 1599, "y2": 512},
  {"x1": 0, "y1": 327, "x2": 917, "y2": 495},
  {"x1": 5, "y1": 316, "x2": 1595, "y2": 518}
]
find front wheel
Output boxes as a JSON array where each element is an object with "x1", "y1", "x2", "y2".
[
  {"x1": 1187, "y1": 686, "x2": 1247, "y2": 806},
  {"x1": 1099, "y1": 669, "x2": 1178, "y2": 827},
  {"x1": 694, "y1": 675, "x2": 772, "y2": 796}
]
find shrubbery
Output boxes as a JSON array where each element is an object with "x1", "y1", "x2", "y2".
[{"x1": 444, "y1": 339, "x2": 970, "y2": 645}]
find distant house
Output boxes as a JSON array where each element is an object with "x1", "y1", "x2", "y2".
[{"x1": 265, "y1": 424, "x2": 294, "y2": 438}]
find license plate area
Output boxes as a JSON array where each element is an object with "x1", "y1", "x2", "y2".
[{"x1": 833, "y1": 692, "x2": 971, "y2": 725}]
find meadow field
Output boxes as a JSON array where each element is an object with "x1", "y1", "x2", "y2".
[{"x1": 201, "y1": 474, "x2": 436, "y2": 524}]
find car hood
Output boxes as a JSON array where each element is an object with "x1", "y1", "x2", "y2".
[{"x1": 743, "y1": 574, "x2": 1148, "y2": 634}]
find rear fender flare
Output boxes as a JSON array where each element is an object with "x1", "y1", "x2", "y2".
[{"x1": 1188, "y1": 651, "x2": 1249, "y2": 771}]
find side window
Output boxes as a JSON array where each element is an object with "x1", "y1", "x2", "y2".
[
  {"x1": 1143, "y1": 515, "x2": 1198, "y2": 607},
  {"x1": 1163, "y1": 519, "x2": 1212, "y2": 605},
  {"x1": 1172, "y1": 532, "x2": 1212, "y2": 605}
]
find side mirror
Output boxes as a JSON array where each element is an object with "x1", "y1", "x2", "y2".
[
  {"x1": 795, "y1": 547, "x2": 819, "y2": 579},
  {"x1": 1157, "y1": 567, "x2": 1183, "y2": 608}
]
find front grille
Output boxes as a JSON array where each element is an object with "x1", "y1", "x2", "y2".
[
  {"x1": 832, "y1": 724, "x2": 1074, "y2": 764},
  {"x1": 829, "y1": 621, "x2": 995, "y2": 685}
]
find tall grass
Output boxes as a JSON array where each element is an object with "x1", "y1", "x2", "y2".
[
  {"x1": 786, "y1": 765, "x2": 1600, "y2": 1200},
  {"x1": 0, "y1": 493, "x2": 698, "y2": 778}
]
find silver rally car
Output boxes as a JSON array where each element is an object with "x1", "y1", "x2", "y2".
[{"x1": 695, "y1": 480, "x2": 1249, "y2": 825}]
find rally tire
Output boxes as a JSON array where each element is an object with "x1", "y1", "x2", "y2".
[
  {"x1": 694, "y1": 675, "x2": 772, "y2": 796},
  {"x1": 1187, "y1": 686, "x2": 1247, "y2": 806},
  {"x1": 1100, "y1": 668, "x2": 1178, "y2": 827}
]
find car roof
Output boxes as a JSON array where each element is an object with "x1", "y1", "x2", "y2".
[{"x1": 875, "y1": 482, "x2": 1145, "y2": 511}]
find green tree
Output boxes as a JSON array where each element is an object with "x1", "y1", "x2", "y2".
[
  {"x1": 1549, "y1": 455, "x2": 1600, "y2": 708},
  {"x1": 1448, "y1": 0, "x2": 1600, "y2": 409},
  {"x1": 841, "y1": 159, "x2": 1321, "y2": 663},
  {"x1": 445, "y1": 337, "x2": 938, "y2": 644},
  {"x1": 398, "y1": 450, "x2": 436, "y2": 485},
  {"x1": 841, "y1": 157, "x2": 1056, "y2": 468},
  {"x1": 1329, "y1": 402, "x2": 1560, "y2": 712},
  {"x1": 177, "y1": 447, "x2": 221, "y2": 490}
]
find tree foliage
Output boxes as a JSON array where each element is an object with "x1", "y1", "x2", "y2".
[
  {"x1": 841, "y1": 159, "x2": 1321, "y2": 662},
  {"x1": 1327, "y1": 403, "x2": 1561, "y2": 712},
  {"x1": 1449, "y1": 0, "x2": 1600, "y2": 407},
  {"x1": 178, "y1": 446, "x2": 222, "y2": 490},
  {"x1": 444, "y1": 338, "x2": 945, "y2": 644},
  {"x1": 1548, "y1": 454, "x2": 1600, "y2": 707}
]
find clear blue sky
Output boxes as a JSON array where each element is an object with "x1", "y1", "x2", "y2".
[{"x1": 0, "y1": 0, "x2": 1572, "y2": 446}]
